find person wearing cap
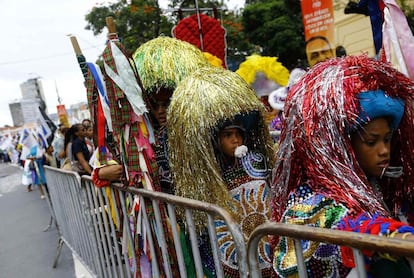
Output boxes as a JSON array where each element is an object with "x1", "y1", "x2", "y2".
[
  {"x1": 168, "y1": 66, "x2": 275, "y2": 277},
  {"x1": 271, "y1": 55, "x2": 414, "y2": 277},
  {"x1": 268, "y1": 68, "x2": 306, "y2": 147}
]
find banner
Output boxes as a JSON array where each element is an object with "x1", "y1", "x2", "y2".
[
  {"x1": 57, "y1": 104, "x2": 70, "y2": 128},
  {"x1": 301, "y1": 0, "x2": 336, "y2": 66}
]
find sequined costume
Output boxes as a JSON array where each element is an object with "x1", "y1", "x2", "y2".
[
  {"x1": 168, "y1": 66, "x2": 275, "y2": 277},
  {"x1": 218, "y1": 151, "x2": 272, "y2": 277},
  {"x1": 153, "y1": 127, "x2": 173, "y2": 194},
  {"x1": 271, "y1": 55, "x2": 414, "y2": 277}
]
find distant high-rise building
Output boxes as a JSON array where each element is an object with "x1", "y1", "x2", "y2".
[
  {"x1": 20, "y1": 78, "x2": 47, "y2": 113},
  {"x1": 9, "y1": 99, "x2": 41, "y2": 127},
  {"x1": 9, "y1": 77, "x2": 47, "y2": 127}
]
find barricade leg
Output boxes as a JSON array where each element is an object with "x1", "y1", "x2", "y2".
[{"x1": 53, "y1": 238, "x2": 65, "y2": 268}]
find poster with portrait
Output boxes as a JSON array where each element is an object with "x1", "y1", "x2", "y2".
[{"x1": 301, "y1": 0, "x2": 336, "y2": 67}]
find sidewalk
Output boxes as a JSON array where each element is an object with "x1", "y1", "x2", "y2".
[{"x1": 0, "y1": 163, "x2": 75, "y2": 278}]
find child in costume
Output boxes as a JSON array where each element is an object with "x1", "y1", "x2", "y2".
[
  {"x1": 272, "y1": 55, "x2": 414, "y2": 277},
  {"x1": 168, "y1": 66, "x2": 275, "y2": 277},
  {"x1": 132, "y1": 36, "x2": 210, "y2": 194},
  {"x1": 86, "y1": 35, "x2": 210, "y2": 277}
]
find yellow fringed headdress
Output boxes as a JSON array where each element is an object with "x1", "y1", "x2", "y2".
[
  {"x1": 167, "y1": 66, "x2": 275, "y2": 224},
  {"x1": 132, "y1": 36, "x2": 210, "y2": 94},
  {"x1": 236, "y1": 54, "x2": 290, "y2": 96}
]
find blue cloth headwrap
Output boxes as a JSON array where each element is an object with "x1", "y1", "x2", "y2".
[{"x1": 357, "y1": 90, "x2": 404, "y2": 130}]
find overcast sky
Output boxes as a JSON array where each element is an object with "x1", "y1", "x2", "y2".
[{"x1": 0, "y1": 0, "x2": 244, "y2": 127}]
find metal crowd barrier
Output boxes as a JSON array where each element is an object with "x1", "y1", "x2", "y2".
[
  {"x1": 44, "y1": 166, "x2": 247, "y2": 278},
  {"x1": 247, "y1": 222, "x2": 414, "y2": 278},
  {"x1": 43, "y1": 166, "x2": 98, "y2": 274}
]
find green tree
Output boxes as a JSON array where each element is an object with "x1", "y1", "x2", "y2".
[
  {"x1": 85, "y1": 0, "x2": 173, "y2": 56},
  {"x1": 85, "y1": 0, "x2": 255, "y2": 70},
  {"x1": 241, "y1": 0, "x2": 305, "y2": 70},
  {"x1": 398, "y1": 0, "x2": 414, "y2": 33}
]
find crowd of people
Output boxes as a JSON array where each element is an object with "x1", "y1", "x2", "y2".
[
  {"x1": 4, "y1": 30, "x2": 414, "y2": 277},
  {"x1": 70, "y1": 32, "x2": 414, "y2": 277}
]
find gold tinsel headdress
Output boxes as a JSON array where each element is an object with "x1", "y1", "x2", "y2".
[
  {"x1": 167, "y1": 66, "x2": 275, "y2": 218},
  {"x1": 132, "y1": 36, "x2": 209, "y2": 94}
]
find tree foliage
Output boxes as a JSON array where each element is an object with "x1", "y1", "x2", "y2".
[
  {"x1": 84, "y1": 0, "x2": 255, "y2": 69},
  {"x1": 85, "y1": 0, "x2": 173, "y2": 56},
  {"x1": 242, "y1": 0, "x2": 305, "y2": 70},
  {"x1": 399, "y1": 0, "x2": 414, "y2": 33}
]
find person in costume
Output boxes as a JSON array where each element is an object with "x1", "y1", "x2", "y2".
[
  {"x1": 86, "y1": 35, "x2": 211, "y2": 276},
  {"x1": 236, "y1": 54, "x2": 290, "y2": 127},
  {"x1": 168, "y1": 66, "x2": 275, "y2": 277},
  {"x1": 267, "y1": 68, "x2": 306, "y2": 147},
  {"x1": 131, "y1": 36, "x2": 210, "y2": 194},
  {"x1": 272, "y1": 55, "x2": 414, "y2": 277},
  {"x1": 94, "y1": 36, "x2": 210, "y2": 190}
]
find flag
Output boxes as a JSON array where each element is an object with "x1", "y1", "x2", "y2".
[
  {"x1": 36, "y1": 107, "x2": 57, "y2": 147},
  {"x1": 382, "y1": 0, "x2": 414, "y2": 79},
  {"x1": 19, "y1": 129, "x2": 38, "y2": 159}
]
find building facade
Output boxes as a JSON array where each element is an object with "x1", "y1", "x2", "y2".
[{"x1": 9, "y1": 78, "x2": 48, "y2": 127}]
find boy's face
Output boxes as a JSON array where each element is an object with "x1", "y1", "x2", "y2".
[
  {"x1": 219, "y1": 128, "x2": 243, "y2": 158},
  {"x1": 150, "y1": 88, "x2": 172, "y2": 127},
  {"x1": 351, "y1": 117, "x2": 392, "y2": 178}
]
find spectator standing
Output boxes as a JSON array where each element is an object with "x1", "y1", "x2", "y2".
[{"x1": 52, "y1": 124, "x2": 68, "y2": 168}]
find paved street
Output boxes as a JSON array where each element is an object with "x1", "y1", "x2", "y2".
[{"x1": 0, "y1": 162, "x2": 75, "y2": 278}]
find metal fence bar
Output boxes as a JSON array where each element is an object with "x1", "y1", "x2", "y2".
[
  {"x1": 185, "y1": 209, "x2": 204, "y2": 278},
  {"x1": 167, "y1": 203, "x2": 187, "y2": 278},
  {"x1": 44, "y1": 166, "x2": 98, "y2": 277},
  {"x1": 101, "y1": 188, "x2": 126, "y2": 278},
  {"x1": 125, "y1": 185, "x2": 249, "y2": 278},
  {"x1": 151, "y1": 198, "x2": 173, "y2": 278},
  {"x1": 117, "y1": 191, "x2": 136, "y2": 278},
  {"x1": 83, "y1": 181, "x2": 106, "y2": 278},
  {"x1": 293, "y1": 239, "x2": 308, "y2": 278},
  {"x1": 352, "y1": 248, "x2": 367, "y2": 278},
  {"x1": 138, "y1": 195, "x2": 161, "y2": 277},
  {"x1": 96, "y1": 188, "x2": 117, "y2": 277},
  {"x1": 109, "y1": 188, "x2": 132, "y2": 278},
  {"x1": 207, "y1": 214, "x2": 225, "y2": 277},
  {"x1": 87, "y1": 182, "x2": 112, "y2": 278},
  {"x1": 44, "y1": 167, "x2": 248, "y2": 278},
  {"x1": 247, "y1": 222, "x2": 414, "y2": 278}
]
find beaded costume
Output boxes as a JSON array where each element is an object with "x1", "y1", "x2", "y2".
[
  {"x1": 272, "y1": 55, "x2": 414, "y2": 277},
  {"x1": 168, "y1": 66, "x2": 275, "y2": 277}
]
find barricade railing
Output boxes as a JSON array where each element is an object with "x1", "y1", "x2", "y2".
[
  {"x1": 43, "y1": 166, "x2": 99, "y2": 275},
  {"x1": 247, "y1": 222, "x2": 414, "y2": 278},
  {"x1": 44, "y1": 166, "x2": 248, "y2": 278}
]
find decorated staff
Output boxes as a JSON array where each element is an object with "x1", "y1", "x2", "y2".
[
  {"x1": 87, "y1": 17, "x2": 158, "y2": 190},
  {"x1": 83, "y1": 17, "x2": 170, "y2": 277}
]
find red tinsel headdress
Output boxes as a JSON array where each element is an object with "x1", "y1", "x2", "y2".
[{"x1": 272, "y1": 54, "x2": 414, "y2": 221}]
